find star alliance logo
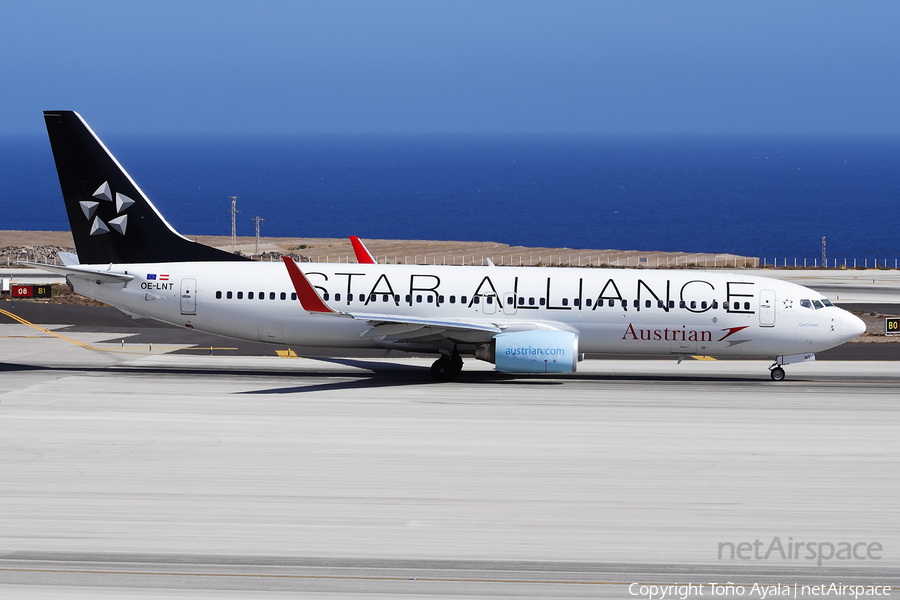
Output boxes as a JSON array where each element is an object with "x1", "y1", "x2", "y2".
[{"x1": 80, "y1": 181, "x2": 134, "y2": 236}]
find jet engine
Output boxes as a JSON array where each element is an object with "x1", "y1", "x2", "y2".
[{"x1": 475, "y1": 330, "x2": 581, "y2": 374}]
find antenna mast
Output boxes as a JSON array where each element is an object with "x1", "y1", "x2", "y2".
[
  {"x1": 229, "y1": 196, "x2": 239, "y2": 251},
  {"x1": 252, "y1": 216, "x2": 265, "y2": 258}
]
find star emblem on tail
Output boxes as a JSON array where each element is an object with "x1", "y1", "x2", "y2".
[{"x1": 81, "y1": 181, "x2": 135, "y2": 236}]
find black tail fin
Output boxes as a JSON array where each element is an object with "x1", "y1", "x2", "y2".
[{"x1": 43, "y1": 111, "x2": 249, "y2": 264}]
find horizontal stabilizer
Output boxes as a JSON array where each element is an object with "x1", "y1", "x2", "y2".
[{"x1": 19, "y1": 262, "x2": 134, "y2": 283}]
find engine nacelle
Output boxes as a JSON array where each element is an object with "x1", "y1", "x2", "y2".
[{"x1": 475, "y1": 330, "x2": 580, "y2": 374}]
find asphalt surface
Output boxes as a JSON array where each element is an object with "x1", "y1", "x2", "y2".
[{"x1": 1, "y1": 301, "x2": 898, "y2": 598}]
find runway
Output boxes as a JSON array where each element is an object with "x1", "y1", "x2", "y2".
[{"x1": 1, "y1": 309, "x2": 899, "y2": 597}]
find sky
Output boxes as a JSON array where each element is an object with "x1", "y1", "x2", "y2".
[{"x1": 1, "y1": 1, "x2": 899, "y2": 135}]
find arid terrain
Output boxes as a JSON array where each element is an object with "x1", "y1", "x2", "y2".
[{"x1": 2, "y1": 229, "x2": 757, "y2": 268}]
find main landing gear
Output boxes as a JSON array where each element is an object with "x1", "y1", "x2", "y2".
[
  {"x1": 431, "y1": 352, "x2": 463, "y2": 382},
  {"x1": 769, "y1": 365, "x2": 786, "y2": 382}
]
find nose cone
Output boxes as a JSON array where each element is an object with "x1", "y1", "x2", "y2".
[{"x1": 840, "y1": 311, "x2": 866, "y2": 343}]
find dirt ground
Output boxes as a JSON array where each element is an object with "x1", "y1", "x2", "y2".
[{"x1": 1, "y1": 230, "x2": 756, "y2": 268}]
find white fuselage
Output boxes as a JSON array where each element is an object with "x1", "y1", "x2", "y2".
[{"x1": 70, "y1": 261, "x2": 865, "y2": 358}]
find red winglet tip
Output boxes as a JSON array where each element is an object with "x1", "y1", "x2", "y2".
[
  {"x1": 349, "y1": 235, "x2": 376, "y2": 264},
  {"x1": 282, "y1": 256, "x2": 337, "y2": 314}
]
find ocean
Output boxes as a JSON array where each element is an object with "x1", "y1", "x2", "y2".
[{"x1": 2, "y1": 133, "x2": 898, "y2": 263}]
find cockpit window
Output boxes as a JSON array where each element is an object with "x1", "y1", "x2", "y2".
[
  {"x1": 821, "y1": 299, "x2": 834, "y2": 307},
  {"x1": 800, "y1": 299, "x2": 812, "y2": 309},
  {"x1": 812, "y1": 300, "x2": 824, "y2": 309}
]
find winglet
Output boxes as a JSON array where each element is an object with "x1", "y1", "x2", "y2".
[
  {"x1": 282, "y1": 256, "x2": 339, "y2": 314},
  {"x1": 349, "y1": 236, "x2": 376, "y2": 264}
]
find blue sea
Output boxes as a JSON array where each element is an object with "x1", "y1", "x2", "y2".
[{"x1": 2, "y1": 133, "x2": 899, "y2": 263}]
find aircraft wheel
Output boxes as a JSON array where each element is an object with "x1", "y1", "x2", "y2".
[
  {"x1": 449, "y1": 353, "x2": 464, "y2": 376},
  {"x1": 770, "y1": 366, "x2": 786, "y2": 382},
  {"x1": 431, "y1": 356, "x2": 457, "y2": 382}
]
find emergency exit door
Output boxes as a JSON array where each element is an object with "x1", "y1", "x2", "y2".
[{"x1": 759, "y1": 289, "x2": 775, "y2": 327}]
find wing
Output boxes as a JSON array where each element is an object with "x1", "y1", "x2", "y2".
[{"x1": 281, "y1": 256, "x2": 500, "y2": 342}]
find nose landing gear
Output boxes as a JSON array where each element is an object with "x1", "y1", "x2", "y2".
[{"x1": 769, "y1": 365, "x2": 786, "y2": 381}]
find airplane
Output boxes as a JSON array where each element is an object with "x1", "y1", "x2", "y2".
[{"x1": 32, "y1": 110, "x2": 866, "y2": 381}]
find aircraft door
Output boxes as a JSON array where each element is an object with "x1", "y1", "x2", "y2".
[
  {"x1": 502, "y1": 292, "x2": 517, "y2": 315},
  {"x1": 180, "y1": 278, "x2": 197, "y2": 315},
  {"x1": 759, "y1": 289, "x2": 775, "y2": 327}
]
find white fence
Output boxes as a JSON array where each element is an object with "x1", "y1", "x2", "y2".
[{"x1": 761, "y1": 258, "x2": 899, "y2": 270}]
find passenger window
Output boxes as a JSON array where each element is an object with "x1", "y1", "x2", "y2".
[
  {"x1": 712, "y1": 301, "x2": 717, "y2": 309},
  {"x1": 461, "y1": 296, "x2": 467, "y2": 304},
  {"x1": 280, "y1": 292, "x2": 286, "y2": 300},
  {"x1": 633, "y1": 300, "x2": 639, "y2": 308},
  {"x1": 597, "y1": 299, "x2": 604, "y2": 307},
  {"x1": 259, "y1": 292, "x2": 264, "y2": 300},
  {"x1": 291, "y1": 293, "x2": 297, "y2": 301},
  {"x1": 323, "y1": 293, "x2": 330, "y2": 301},
  {"x1": 395, "y1": 295, "x2": 400, "y2": 303},
  {"x1": 529, "y1": 297, "x2": 535, "y2": 306},
  {"x1": 486, "y1": 296, "x2": 492, "y2": 304},
  {"x1": 416, "y1": 295, "x2": 422, "y2": 303},
  {"x1": 226, "y1": 292, "x2": 233, "y2": 299},
  {"x1": 690, "y1": 301, "x2": 696, "y2": 309},
  {"x1": 586, "y1": 299, "x2": 592, "y2": 307},
  {"x1": 269, "y1": 292, "x2": 275, "y2": 300},
  {"x1": 679, "y1": 301, "x2": 686, "y2": 308},
  {"x1": 371, "y1": 294, "x2": 377, "y2": 302},
  {"x1": 473, "y1": 296, "x2": 480, "y2": 304},
  {"x1": 668, "y1": 300, "x2": 675, "y2": 309},
  {"x1": 237, "y1": 292, "x2": 243, "y2": 299},
  {"x1": 438, "y1": 295, "x2": 444, "y2": 303},
  {"x1": 646, "y1": 300, "x2": 652, "y2": 308},
  {"x1": 427, "y1": 295, "x2": 433, "y2": 303},
  {"x1": 621, "y1": 300, "x2": 627, "y2": 308},
  {"x1": 657, "y1": 301, "x2": 663, "y2": 308},
  {"x1": 574, "y1": 299, "x2": 580, "y2": 307},
  {"x1": 406, "y1": 295, "x2": 411, "y2": 303},
  {"x1": 744, "y1": 302, "x2": 751, "y2": 310},
  {"x1": 733, "y1": 302, "x2": 740, "y2": 310},
  {"x1": 358, "y1": 294, "x2": 364, "y2": 302},
  {"x1": 507, "y1": 297, "x2": 514, "y2": 305},
  {"x1": 450, "y1": 295, "x2": 457, "y2": 304},
  {"x1": 383, "y1": 295, "x2": 389, "y2": 302},
  {"x1": 562, "y1": 298, "x2": 568, "y2": 306},
  {"x1": 216, "y1": 291, "x2": 222, "y2": 299},
  {"x1": 701, "y1": 301, "x2": 707, "y2": 309},
  {"x1": 335, "y1": 293, "x2": 341, "y2": 301},
  {"x1": 540, "y1": 298, "x2": 546, "y2": 306},
  {"x1": 248, "y1": 292, "x2": 254, "y2": 299}
]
